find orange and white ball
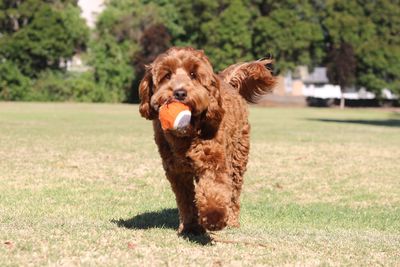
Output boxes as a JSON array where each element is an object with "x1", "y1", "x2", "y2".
[{"x1": 159, "y1": 102, "x2": 191, "y2": 131}]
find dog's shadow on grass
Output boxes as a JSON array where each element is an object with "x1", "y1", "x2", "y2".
[
  {"x1": 112, "y1": 208, "x2": 179, "y2": 230},
  {"x1": 111, "y1": 208, "x2": 212, "y2": 245},
  {"x1": 309, "y1": 118, "x2": 400, "y2": 128}
]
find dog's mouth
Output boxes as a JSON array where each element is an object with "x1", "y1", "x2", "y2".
[{"x1": 152, "y1": 96, "x2": 203, "y2": 116}]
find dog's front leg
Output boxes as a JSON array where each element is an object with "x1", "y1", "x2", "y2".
[
  {"x1": 166, "y1": 172, "x2": 205, "y2": 235},
  {"x1": 194, "y1": 170, "x2": 232, "y2": 231}
]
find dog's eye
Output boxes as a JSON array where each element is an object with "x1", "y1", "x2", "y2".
[
  {"x1": 190, "y1": 72, "x2": 196, "y2": 80},
  {"x1": 160, "y1": 72, "x2": 171, "y2": 83},
  {"x1": 164, "y1": 73, "x2": 171, "y2": 81}
]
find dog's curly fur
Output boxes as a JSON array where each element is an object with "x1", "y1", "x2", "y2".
[{"x1": 139, "y1": 47, "x2": 275, "y2": 234}]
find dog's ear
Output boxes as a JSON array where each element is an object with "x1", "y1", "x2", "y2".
[
  {"x1": 138, "y1": 67, "x2": 156, "y2": 120},
  {"x1": 201, "y1": 74, "x2": 225, "y2": 139}
]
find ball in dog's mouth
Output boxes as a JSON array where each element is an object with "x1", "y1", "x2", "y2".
[{"x1": 159, "y1": 101, "x2": 191, "y2": 131}]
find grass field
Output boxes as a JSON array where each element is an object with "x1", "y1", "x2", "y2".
[{"x1": 0, "y1": 102, "x2": 399, "y2": 266}]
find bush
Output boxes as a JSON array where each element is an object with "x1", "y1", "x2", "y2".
[
  {"x1": 28, "y1": 71, "x2": 112, "y2": 102},
  {"x1": 0, "y1": 61, "x2": 31, "y2": 101}
]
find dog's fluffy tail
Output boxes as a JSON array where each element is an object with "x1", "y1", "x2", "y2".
[{"x1": 219, "y1": 59, "x2": 276, "y2": 103}]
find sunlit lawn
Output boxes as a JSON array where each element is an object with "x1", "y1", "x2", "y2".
[{"x1": 1, "y1": 102, "x2": 399, "y2": 266}]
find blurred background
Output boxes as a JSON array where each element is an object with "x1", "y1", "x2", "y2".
[{"x1": 0, "y1": 0, "x2": 399, "y2": 107}]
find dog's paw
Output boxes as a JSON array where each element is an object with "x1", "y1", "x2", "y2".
[{"x1": 178, "y1": 223, "x2": 206, "y2": 236}]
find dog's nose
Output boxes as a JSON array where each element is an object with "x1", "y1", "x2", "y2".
[{"x1": 173, "y1": 89, "x2": 187, "y2": 101}]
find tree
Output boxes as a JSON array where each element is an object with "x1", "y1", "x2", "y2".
[
  {"x1": 88, "y1": 34, "x2": 135, "y2": 102},
  {"x1": 0, "y1": 0, "x2": 89, "y2": 100},
  {"x1": 356, "y1": 0, "x2": 400, "y2": 96},
  {"x1": 252, "y1": 0, "x2": 324, "y2": 73},
  {"x1": 0, "y1": 0, "x2": 89, "y2": 77},
  {"x1": 201, "y1": 0, "x2": 252, "y2": 71},
  {"x1": 326, "y1": 42, "x2": 356, "y2": 108},
  {"x1": 89, "y1": 0, "x2": 178, "y2": 102},
  {"x1": 2, "y1": 0, "x2": 398, "y2": 103},
  {"x1": 321, "y1": 0, "x2": 400, "y2": 96},
  {"x1": 172, "y1": 0, "x2": 222, "y2": 47},
  {"x1": 131, "y1": 23, "x2": 171, "y2": 102}
]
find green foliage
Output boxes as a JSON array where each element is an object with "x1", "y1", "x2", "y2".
[
  {"x1": 0, "y1": 61, "x2": 30, "y2": 100},
  {"x1": 142, "y1": 0, "x2": 184, "y2": 39},
  {"x1": 322, "y1": 1, "x2": 375, "y2": 48},
  {"x1": 0, "y1": 1, "x2": 89, "y2": 77},
  {"x1": 172, "y1": 0, "x2": 253, "y2": 71},
  {"x1": 88, "y1": 34, "x2": 136, "y2": 102},
  {"x1": 321, "y1": 0, "x2": 400, "y2": 94},
  {"x1": 172, "y1": 0, "x2": 222, "y2": 47},
  {"x1": 201, "y1": 0, "x2": 252, "y2": 71},
  {"x1": 253, "y1": 0, "x2": 324, "y2": 72},
  {"x1": 360, "y1": 0, "x2": 400, "y2": 94},
  {"x1": 0, "y1": 0, "x2": 92, "y2": 102},
  {"x1": 1, "y1": 0, "x2": 399, "y2": 101},
  {"x1": 28, "y1": 71, "x2": 108, "y2": 102},
  {"x1": 89, "y1": 0, "x2": 173, "y2": 102}
]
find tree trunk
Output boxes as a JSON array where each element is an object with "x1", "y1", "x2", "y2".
[{"x1": 340, "y1": 91, "x2": 345, "y2": 109}]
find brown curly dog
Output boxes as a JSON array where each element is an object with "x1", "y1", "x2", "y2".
[{"x1": 139, "y1": 47, "x2": 275, "y2": 234}]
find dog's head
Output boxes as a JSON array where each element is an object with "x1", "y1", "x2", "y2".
[{"x1": 139, "y1": 47, "x2": 224, "y2": 136}]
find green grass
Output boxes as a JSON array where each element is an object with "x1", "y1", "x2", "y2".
[{"x1": 0, "y1": 102, "x2": 399, "y2": 266}]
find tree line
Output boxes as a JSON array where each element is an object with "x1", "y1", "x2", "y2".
[{"x1": 1, "y1": 0, "x2": 399, "y2": 102}]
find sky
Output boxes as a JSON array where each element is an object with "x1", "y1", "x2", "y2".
[{"x1": 78, "y1": 0, "x2": 105, "y2": 28}]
